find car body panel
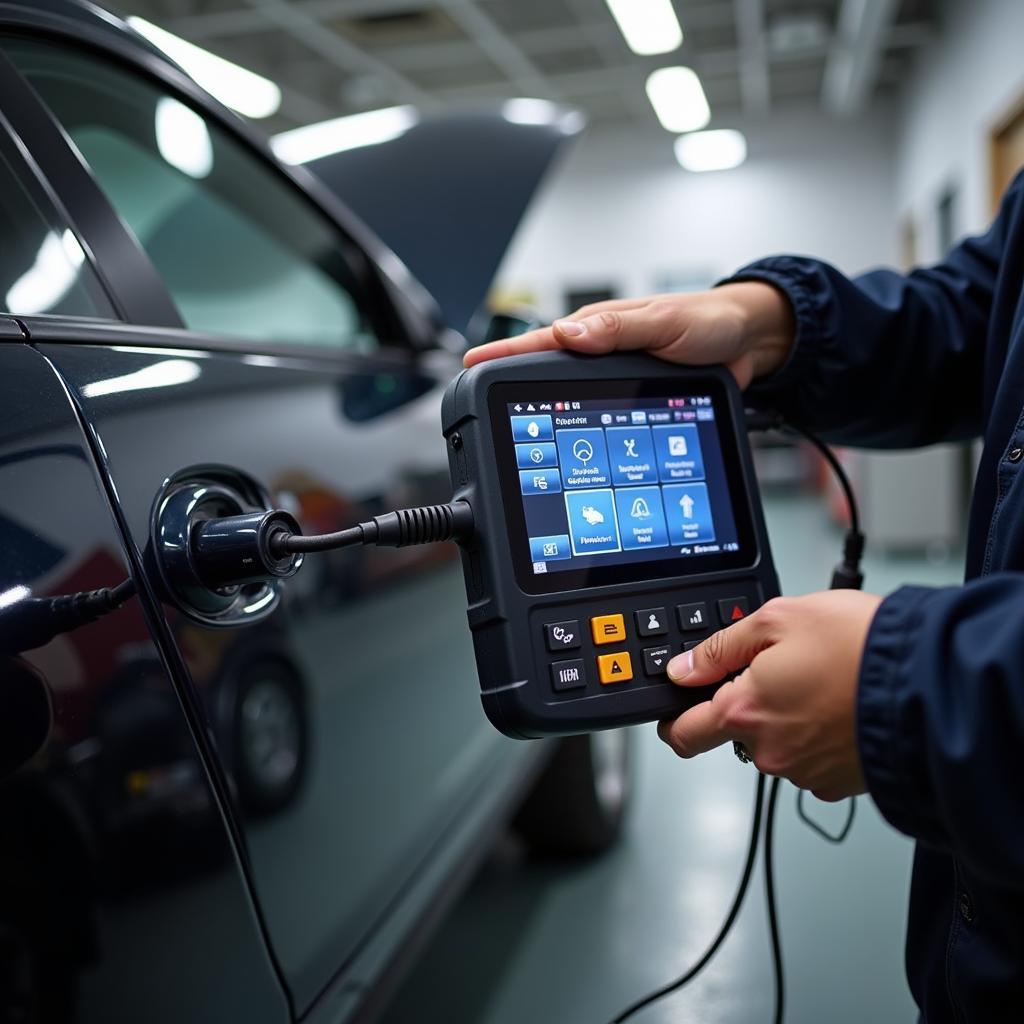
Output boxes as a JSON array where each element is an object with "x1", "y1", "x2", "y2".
[
  {"x1": 0, "y1": 342, "x2": 289, "y2": 1023},
  {"x1": 36, "y1": 329, "x2": 540, "y2": 1012}
]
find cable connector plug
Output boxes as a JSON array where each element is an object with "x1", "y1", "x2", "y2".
[
  {"x1": 362, "y1": 500, "x2": 475, "y2": 547},
  {"x1": 830, "y1": 529, "x2": 865, "y2": 590}
]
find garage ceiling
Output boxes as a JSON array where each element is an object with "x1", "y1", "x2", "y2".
[{"x1": 109, "y1": 0, "x2": 939, "y2": 134}]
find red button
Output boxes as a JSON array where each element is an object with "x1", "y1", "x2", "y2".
[{"x1": 717, "y1": 597, "x2": 749, "y2": 625}]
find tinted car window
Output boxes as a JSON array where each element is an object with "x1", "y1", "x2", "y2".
[
  {"x1": 7, "y1": 41, "x2": 378, "y2": 351},
  {"x1": 0, "y1": 134, "x2": 111, "y2": 319}
]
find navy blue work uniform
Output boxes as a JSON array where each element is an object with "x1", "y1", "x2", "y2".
[{"x1": 727, "y1": 169, "x2": 1024, "y2": 1022}]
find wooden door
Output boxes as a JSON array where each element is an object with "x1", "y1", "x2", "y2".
[{"x1": 991, "y1": 91, "x2": 1024, "y2": 211}]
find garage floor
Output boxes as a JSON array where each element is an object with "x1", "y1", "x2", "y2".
[{"x1": 381, "y1": 491, "x2": 962, "y2": 1024}]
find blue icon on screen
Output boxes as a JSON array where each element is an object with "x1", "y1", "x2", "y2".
[
  {"x1": 605, "y1": 426, "x2": 658, "y2": 485},
  {"x1": 556, "y1": 428, "x2": 611, "y2": 488},
  {"x1": 529, "y1": 534, "x2": 571, "y2": 562},
  {"x1": 520, "y1": 469, "x2": 562, "y2": 495},
  {"x1": 663, "y1": 483, "x2": 715, "y2": 544},
  {"x1": 565, "y1": 489, "x2": 621, "y2": 556},
  {"x1": 613, "y1": 486, "x2": 669, "y2": 550},
  {"x1": 652, "y1": 424, "x2": 705, "y2": 481},
  {"x1": 515, "y1": 442, "x2": 558, "y2": 469},
  {"x1": 511, "y1": 414, "x2": 554, "y2": 442}
]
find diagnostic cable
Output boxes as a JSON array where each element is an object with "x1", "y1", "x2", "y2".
[{"x1": 606, "y1": 411, "x2": 864, "y2": 1024}]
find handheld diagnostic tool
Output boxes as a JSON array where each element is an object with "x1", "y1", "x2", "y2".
[{"x1": 442, "y1": 352, "x2": 780, "y2": 739}]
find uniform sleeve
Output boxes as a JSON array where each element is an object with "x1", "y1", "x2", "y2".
[
  {"x1": 858, "y1": 577, "x2": 1024, "y2": 888},
  {"x1": 725, "y1": 171, "x2": 1024, "y2": 449}
]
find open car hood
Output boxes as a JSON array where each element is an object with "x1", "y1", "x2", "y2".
[{"x1": 303, "y1": 105, "x2": 582, "y2": 337}]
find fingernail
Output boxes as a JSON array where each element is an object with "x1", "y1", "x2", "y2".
[
  {"x1": 554, "y1": 319, "x2": 587, "y2": 337},
  {"x1": 667, "y1": 650, "x2": 693, "y2": 682}
]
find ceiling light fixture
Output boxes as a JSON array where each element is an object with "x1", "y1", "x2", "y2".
[
  {"x1": 604, "y1": 0, "x2": 683, "y2": 56},
  {"x1": 674, "y1": 129, "x2": 748, "y2": 172},
  {"x1": 127, "y1": 16, "x2": 281, "y2": 120},
  {"x1": 502, "y1": 98, "x2": 587, "y2": 135},
  {"x1": 645, "y1": 66, "x2": 711, "y2": 133},
  {"x1": 270, "y1": 106, "x2": 420, "y2": 164}
]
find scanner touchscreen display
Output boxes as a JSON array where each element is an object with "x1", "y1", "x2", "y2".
[{"x1": 490, "y1": 377, "x2": 758, "y2": 595}]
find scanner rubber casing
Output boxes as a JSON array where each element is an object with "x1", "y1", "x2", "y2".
[{"x1": 442, "y1": 351, "x2": 780, "y2": 739}]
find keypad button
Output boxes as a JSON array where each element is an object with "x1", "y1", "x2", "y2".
[
  {"x1": 544, "y1": 620, "x2": 581, "y2": 652},
  {"x1": 642, "y1": 645, "x2": 671, "y2": 675},
  {"x1": 677, "y1": 602, "x2": 710, "y2": 632},
  {"x1": 682, "y1": 640, "x2": 703, "y2": 652},
  {"x1": 591, "y1": 613, "x2": 626, "y2": 645},
  {"x1": 718, "y1": 598, "x2": 749, "y2": 625},
  {"x1": 635, "y1": 608, "x2": 669, "y2": 637},
  {"x1": 551, "y1": 659, "x2": 586, "y2": 691},
  {"x1": 597, "y1": 651, "x2": 633, "y2": 684}
]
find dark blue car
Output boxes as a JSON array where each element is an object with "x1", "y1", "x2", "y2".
[{"x1": 0, "y1": 3, "x2": 630, "y2": 1020}]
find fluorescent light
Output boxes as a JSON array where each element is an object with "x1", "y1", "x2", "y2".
[
  {"x1": 270, "y1": 106, "x2": 419, "y2": 164},
  {"x1": 502, "y1": 98, "x2": 560, "y2": 125},
  {"x1": 502, "y1": 98, "x2": 586, "y2": 135},
  {"x1": 127, "y1": 16, "x2": 281, "y2": 119},
  {"x1": 82, "y1": 359, "x2": 202, "y2": 398},
  {"x1": 674, "y1": 129, "x2": 748, "y2": 172},
  {"x1": 6, "y1": 230, "x2": 86, "y2": 315},
  {"x1": 646, "y1": 66, "x2": 710, "y2": 133},
  {"x1": 605, "y1": 0, "x2": 683, "y2": 56},
  {"x1": 155, "y1": 98, "x2": 213, "y2": 179}
]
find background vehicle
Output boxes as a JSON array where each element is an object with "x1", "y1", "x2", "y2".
[{"x1": 0, "y1": 2, "x2": 629, "y2": 1020}]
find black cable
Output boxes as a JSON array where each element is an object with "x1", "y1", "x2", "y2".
[
  {"x1": 1, "y1": 577, "x2": 137, "y2": 654},
  {"x1": 781, "y1": 422, "x2": 859, "y2": 536},
  {"x1": 275, "y1": 525, "x2": 365, "y2": 555},
  {"x1": 607, "y1": 773, "x2": 767, "y2": 1024},
  {"x1": 765, "y1": 777, "x2": 785, "y2": 1024},
  {"x1": 795, "y1": 789, "x2": 857, "y2": 844},
  {"x1": 270, "y1": 500, "x2": 474, "y2": 557}
]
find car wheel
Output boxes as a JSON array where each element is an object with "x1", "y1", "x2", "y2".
[
  {"x1": 232, "y1": 664, "x2": 307, "y2": 816},
  {"x1": 513, "y1": 729, "x2": 632, "y2": 857}
]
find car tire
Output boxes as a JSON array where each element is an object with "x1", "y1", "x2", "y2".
[
  {"x1": 232, "y1": 663, "x2": 307, "y2": 817},
  {"x1": 513, "y1": 729, "x2": 632, "y2": 857}
]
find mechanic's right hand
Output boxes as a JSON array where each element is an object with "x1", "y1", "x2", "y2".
[{"x1": 463, "y1": 281, "x2": 796, "y2": 389}]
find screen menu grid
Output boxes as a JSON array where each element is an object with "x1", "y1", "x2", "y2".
[{"x1": 508, "y1": 398, "x2": 737, "y2": 575}]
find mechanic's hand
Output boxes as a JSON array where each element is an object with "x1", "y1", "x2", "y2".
[
  {"x1": 463, "y1": 282, "x2": 796, "y2": 389},
  {"x1": 659, "y1": 591, "x2": 883, "y2": 801}
]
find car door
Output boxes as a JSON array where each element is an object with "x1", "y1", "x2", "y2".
[
  {"x1": 0, "y1": 110, "x2": 288, "y2": 1023},
  {"x1": 0, "y1": 24, "x2": 540, "y2": 1015}
]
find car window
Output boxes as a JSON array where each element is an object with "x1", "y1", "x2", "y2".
[
  {"x1": 0, "y1": 133, "x2": 111, "y2": 319},
  {"x1": 6, "y1": 41, "x2": 380, "y2": 351}
]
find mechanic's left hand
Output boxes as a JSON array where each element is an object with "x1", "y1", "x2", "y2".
[{"x1": 659, "y1": 591, "x2": 883, "y2": 801}]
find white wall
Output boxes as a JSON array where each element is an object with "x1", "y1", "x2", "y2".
[
  {"x1": 495, "y1": 106, "x2": 899, "y2": 318},
  {"x1": 895, "y1": 0, "x2": 1024, "y2": 259}
]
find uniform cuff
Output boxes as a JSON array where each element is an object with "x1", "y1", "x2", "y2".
[
  {"x1": 717, "y1": 256, "x2": 828, "y2": 397},
  {"x1": 856, "y1": 585, "x2": 935, "y2": 840}
]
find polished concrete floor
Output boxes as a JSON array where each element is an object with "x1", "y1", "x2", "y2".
[{"x1": 381, "y1": 492, "x2": 963, "y2": 1024}]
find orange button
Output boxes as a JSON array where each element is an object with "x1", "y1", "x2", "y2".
[
  {"x1": 597, "y1": 651, "x2": 633, "y2": 685},
  {"x1": 591, "y1": 613, "x2": 626, "y2": 645}
]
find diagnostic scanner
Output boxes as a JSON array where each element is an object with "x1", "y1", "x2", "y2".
[{"x1": 442, "y1": 351, "x2": 780, "y2": 739}]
